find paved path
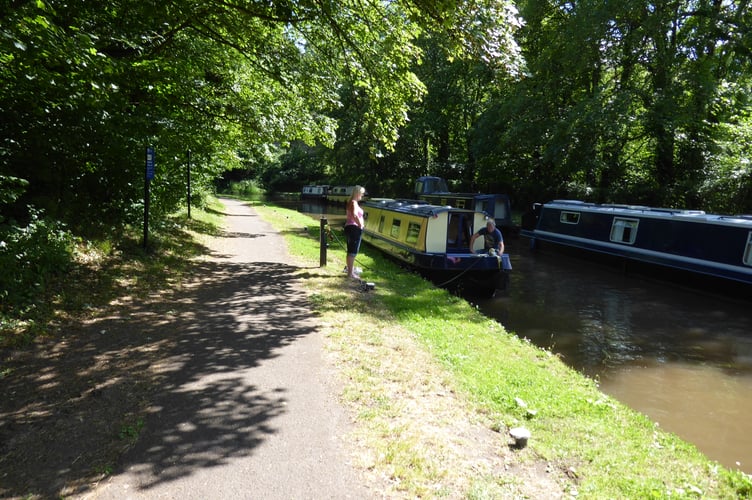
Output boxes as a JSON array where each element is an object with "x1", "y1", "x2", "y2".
[{"x1": 91, "y1": 199, "x2": 370, "y2": 499}]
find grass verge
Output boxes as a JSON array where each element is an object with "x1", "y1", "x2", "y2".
[{"x1": 250, "y1": 200, "x2": 752, "y2": 499}]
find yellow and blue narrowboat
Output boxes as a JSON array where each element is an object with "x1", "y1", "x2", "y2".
[{"x1": 361, "y1": 199, "x2": 511, "y2": 295}]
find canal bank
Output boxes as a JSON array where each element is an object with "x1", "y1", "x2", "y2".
[
  {"x1": 256, "y1": 200, "x2": 752, "y2": 499},
  {"x1": 296, "y1": 197, "x2": 752, "y2": 475}
]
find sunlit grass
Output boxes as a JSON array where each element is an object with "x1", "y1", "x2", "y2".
[{"x1": 251, "y1": 199, "x2": 752, "y2": 499}]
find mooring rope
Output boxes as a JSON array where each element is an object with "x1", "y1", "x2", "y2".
[{"x1": 433, "y1": 253, "x2": 492, "y2": 288}]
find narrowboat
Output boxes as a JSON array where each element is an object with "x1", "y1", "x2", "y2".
[
  {"x1": 413, "y1": 176, "x2": 515, "y2": 232},
  {"x1": 520, "y1": 199, "x2": 752, "y2": 287},
  {"x1": 301, "y1": 185, "x2": 329, "y2": 200},
  {"x1": 361, "y1": 198, "x2": 512, "y2": 295},
  {"x1": 327, "y1": 185, "x2": 357, "y2": 204}
]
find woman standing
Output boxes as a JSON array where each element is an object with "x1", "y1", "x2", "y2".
[{"x1": 344, "y1": 185, "x2": 366, "y2": 279}]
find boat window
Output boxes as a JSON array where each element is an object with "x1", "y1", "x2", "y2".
[
  {"x1": 494, "y1": 201, "x2": 508, "y2": 219},
  {"x1": 447, "y1": 215, "x2": 460, "y2": 246},
  {"x1": 560, "y1": 211, "x2": 580, "y2": 224},
  {"x1": 455, "y1": 199, "x2": 466, "y2": 209},
  {"x1": 390, "y1": 219, "x2": 402, "y2": 239},
  {"x1": 406, "y1": 222, "x2": 421, "y2": 244},
  {"x1": 744, "y1": 232, "x2": 752, "y2": 266},
  {"x1": 378, "y1": 215, "x2": 385, "y2": 233},
  {"x1": 610, "y1": 218, "x2": 639, "y2": 244}
]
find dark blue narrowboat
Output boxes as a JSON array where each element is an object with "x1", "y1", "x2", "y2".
[
  {"x1": 413, "y1": 176, "x2": 514, "y2": 233},
  {"x1": 521, "y1": 200, "x2": 752, "y2": 287},
  {"x1": 361, "y1": 198, "x2": 512, "y2": 295}
]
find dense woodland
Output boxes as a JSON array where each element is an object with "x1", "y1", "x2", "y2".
[{"x1": 1, "y1": 1, "x2": 752, "y2": 315}]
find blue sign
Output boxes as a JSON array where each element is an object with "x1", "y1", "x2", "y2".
[{"x1": 145, "y1": 147, "x2": 155, "y2": 180}]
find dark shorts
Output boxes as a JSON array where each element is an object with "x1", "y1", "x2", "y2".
[{"x1": 344, "y1": 224, "x2": 363, "y2": 256}]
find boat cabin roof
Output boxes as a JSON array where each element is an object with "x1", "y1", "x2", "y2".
[
  {"x1": 546, "y1": 199, "x2": 752, "y2": 226},
  {"x1": 363, "y1": 198, "x2": 483, "y2": 218}
]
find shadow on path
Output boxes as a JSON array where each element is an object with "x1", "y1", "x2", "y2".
[
  {"x1": 0, "y1": 256, "x2": 317, "y2": 497},
  {"x1": 112, "y1": 259, "x2": 316, "y2": 492}
]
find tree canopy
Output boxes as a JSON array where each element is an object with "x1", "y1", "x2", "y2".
[
  {"x1": 1, "y1": 0, "x2": 522, "y2": 230},
  {"x1": 412, "y1": 0, "x2": 752, "y2": 211},
  {"x1": 2, "y1": 0, "x2": 751, "y2": 231}
]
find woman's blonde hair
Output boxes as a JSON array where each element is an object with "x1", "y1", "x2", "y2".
[{"x1": 350, "y1": 185, "x2": 365, "y2": 200}]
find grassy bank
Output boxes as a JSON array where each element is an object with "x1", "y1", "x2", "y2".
[
  {"x1": 0, "y1": 202, "x2": 224, "y2": 349},
  {"x1": 249, "y1": 199, "x2": 752, "y2": 499}
]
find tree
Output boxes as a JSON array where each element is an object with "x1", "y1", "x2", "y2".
[
  {"x1": 6, "y1": 0, "x2": 505, "y2": 229},
  {"x1": 474, "y1": 0, "x2": 752, "y2": 211},
  {"x1": 322, "y1": 0, "x2": 524, "y2": 195}
]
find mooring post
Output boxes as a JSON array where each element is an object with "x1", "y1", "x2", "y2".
[{"x1": 320, "y1": 217, "x2": 328, "y2": 267}]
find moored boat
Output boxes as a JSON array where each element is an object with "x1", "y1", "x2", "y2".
[
  {"x1": 361, "y1": 198, "x2": 512, "y2": 295},
  {"x1": 413, "y1": 176, "x2": 515, "y2": 232},
  {"x1": 520, "y1": 199, "x2": 752, "y2": 288},
  {"x1": 327, "y1": 185, "x2": 357, "y2": 204},
  {"x1": 301, "y1": 184, "x2": 330, "y2": 200}
]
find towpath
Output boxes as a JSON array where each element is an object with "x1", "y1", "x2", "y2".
[{"x1": 89, "y1": 198, "x2": 371, "y2": 498}]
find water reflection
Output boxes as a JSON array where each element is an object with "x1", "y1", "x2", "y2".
[
  {"x1": 297, "y1": 200, "x2": 344, "y2": 217},
  {"x1": 292, "y1": 199, "x2": 752, "y2": 473}
]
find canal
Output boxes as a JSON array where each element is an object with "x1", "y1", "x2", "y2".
[{"x1": 295, "y1": 199, "x2": 752, "y2": 474}]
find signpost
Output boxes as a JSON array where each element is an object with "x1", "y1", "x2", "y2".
[{"x1": 144, "y1": 146, "x2": 155, "y2": 248}]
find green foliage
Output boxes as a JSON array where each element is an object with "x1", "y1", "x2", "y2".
[
  {"x1": 118, "y1": 417, "x2": 144, "y2": 442},
  {"x1": 261, "y1": 141, "x2": 330, "y2": 193},
  {"x1": 3, "y1": 0, "x2": 752, "y2": 236},
  {"x1": 471, "y1": 0, "x2": 752, "y2": 209},
  {"x1": 721, "y1": 468, "x2": 752, "y2": 498},
  {"x1": 327, "y1": 0, "x2": 752, "y2": 211},
  {"x1": 228, "y1": 180, "x2": 264, "y2": 197},
  {"x1": 3, "y1": 0, "x2": 481, "y2": 232},
  {"x1": 0, "y1": 210, "x2": 75, "y2": 314},
  {"x1": 0, "y1": 176, "x2": 29, "y2": 212}
]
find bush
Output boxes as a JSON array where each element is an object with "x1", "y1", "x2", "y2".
[
  {"x1": 228, "y1": 179, "x2": 265, "y2": 197},
  {"x1": 0, "y1": 209, "x2": 75, "y2": 313}
]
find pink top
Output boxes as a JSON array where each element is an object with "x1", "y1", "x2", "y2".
[{"x1": 346, "y1": 200, "x2": 364, "y2": 227}]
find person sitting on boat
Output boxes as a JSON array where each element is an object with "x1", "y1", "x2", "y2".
[
  {"x1": 344, "y1": 185, "x2": 366, "y2": 279},
  {"x1": 470, "y1": 219, "x2": 504, "y2": 255}
]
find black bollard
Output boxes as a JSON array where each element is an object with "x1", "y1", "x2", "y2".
[{"x1": 320, "y1": 217, "x2": 328, "y2": 267}]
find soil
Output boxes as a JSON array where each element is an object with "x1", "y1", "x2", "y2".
[{"x1": 0, "y1": 199, "x2": 569, "y2": 499}]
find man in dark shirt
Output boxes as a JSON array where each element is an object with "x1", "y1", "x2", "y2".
[{"x1": 470, "y1": 220, "x2": 504, "y2": 255}]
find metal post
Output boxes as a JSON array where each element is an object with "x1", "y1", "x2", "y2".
[
  {"x1": 186, "y1": 149, "x2": 192, "y2": 219},
  {"x1": 320, "y1": 217, "x2": 328, "y2": 267},
  {"x1": 144, "y1": 177, "x2": 150, "y2": 249}
]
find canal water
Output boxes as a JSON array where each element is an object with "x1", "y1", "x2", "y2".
[
  {"x1": 294, "y1": 200, "x2": 752, "y2": 473},
  {"x1": 475, "y1": 239, "x2": 752, "y2": 474}
]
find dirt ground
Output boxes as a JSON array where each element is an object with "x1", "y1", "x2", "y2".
[{"x1": 0, "y1": 199, "x2": 569, "y2": 499}]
